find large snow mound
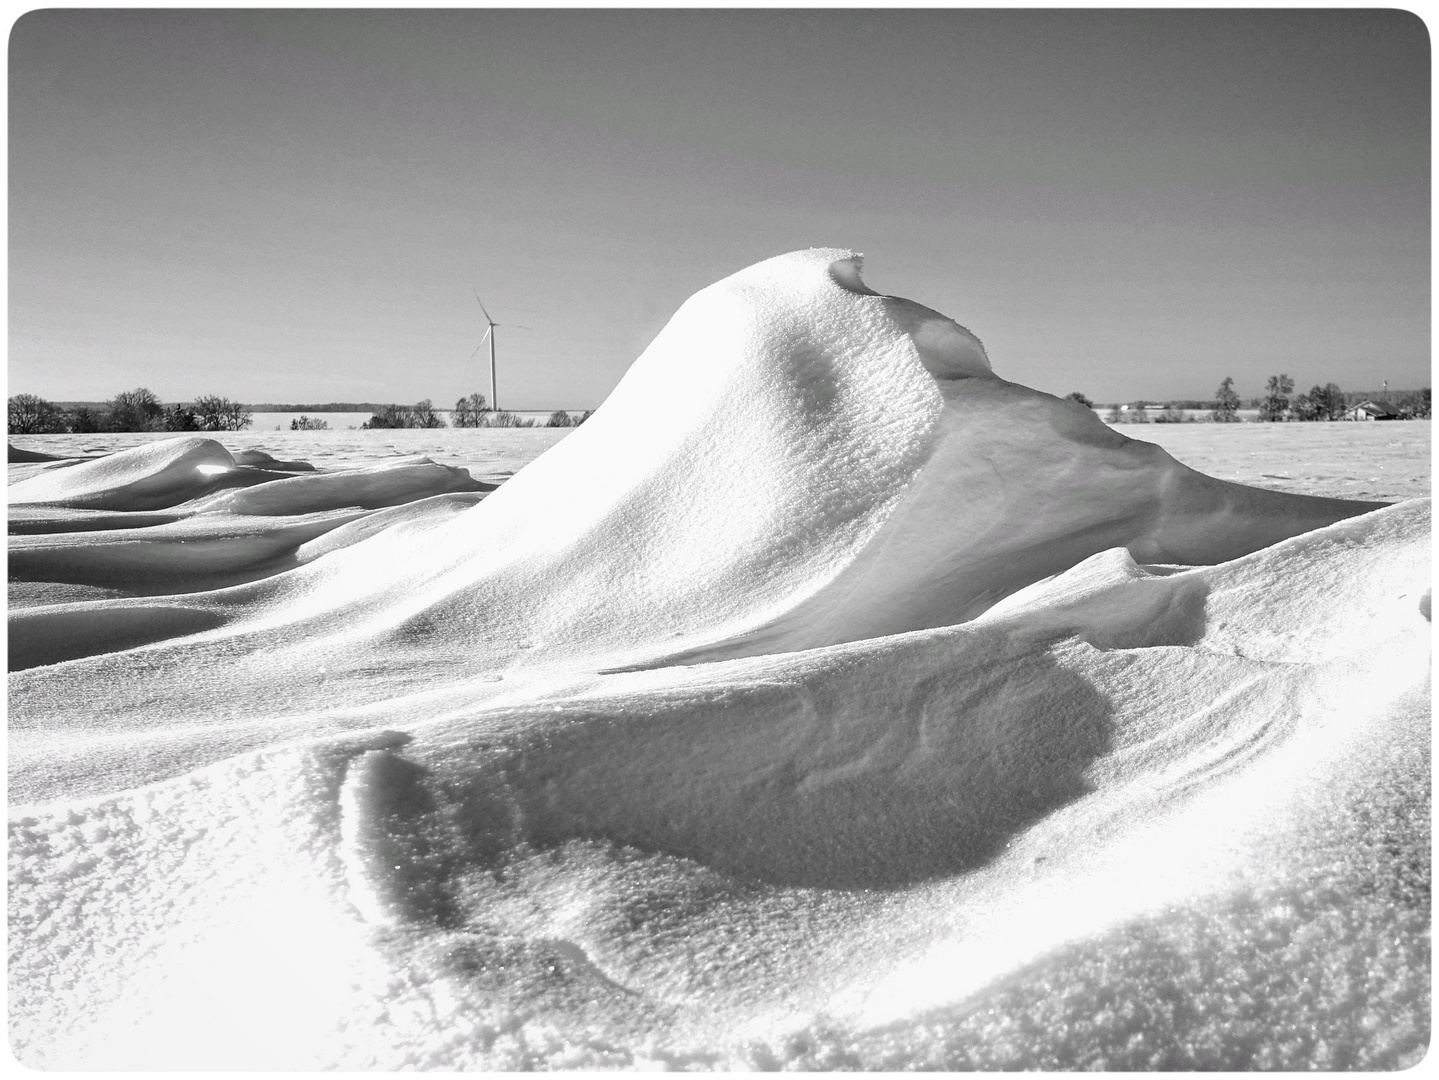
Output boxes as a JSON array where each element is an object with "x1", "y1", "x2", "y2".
[{"x1": 7, "y1": 249, "x2": 1429, "y2": 1069}]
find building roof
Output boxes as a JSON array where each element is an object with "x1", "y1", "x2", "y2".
[{"x1": 1347, "y1": 401, "x2": 1398, "y2": 417}]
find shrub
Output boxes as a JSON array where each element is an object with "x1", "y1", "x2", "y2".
[
  {"x1": 290, "y1": 415, "x2": 329, "y2": 430},
  {"x1": 164, "y1": 404, "x2": 199, "y2": 431},
  {"x1": 1395, "y1": 388, "x2": 1431, "y2": 419},
  {"x1": 362, "y1": 401, "x2": 448, "y2": 429},
  {"x1": 363, "y1": 404, "x2": 408, "y2": 429},
  {"x1": 480, "y1": 410, "x2": 530, "y2": 428},
  {"x1": 67, "y1": 406, "x2": 108, "y2": 433},
  {"x1": 1065, "y1": 392, "x2": 1094, "y2": 409},
  {"x1": 545, "y1": 410, "x2": 575, "y2": 427}
]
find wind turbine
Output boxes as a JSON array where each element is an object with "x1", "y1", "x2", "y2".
[{"x1": 471, "y1": 292, "x2": 531, "y2": 412}]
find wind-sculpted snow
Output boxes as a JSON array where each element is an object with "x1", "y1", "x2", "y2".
[{"x1": 7, "y1": 250, "x2": 1429, "y2": 1069}]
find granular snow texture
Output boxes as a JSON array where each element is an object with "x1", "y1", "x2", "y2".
[{"x1": 7, "y1": 249, "x2": 1429, "y2": 1069}]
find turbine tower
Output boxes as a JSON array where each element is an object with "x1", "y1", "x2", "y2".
[{"x1": 471, "y1": 292, "x2": 530, "y2": 413}]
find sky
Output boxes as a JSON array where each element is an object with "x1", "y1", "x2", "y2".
[{"x1": 8, "y1": 8, "x2": 1431, "y2": 409}]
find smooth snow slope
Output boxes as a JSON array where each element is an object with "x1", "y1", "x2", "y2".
[{"x1": 8, "y1": 250, "x2": 1429, "y2": 1069}]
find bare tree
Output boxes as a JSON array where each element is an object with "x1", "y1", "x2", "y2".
[
  {"x1": 109, "y1": 388, "x2": 164, "y2": 431},
  {"x1": 193, "y1": 395, "x2": 253, "y2": 431},
  {"x1": 452, "y1": 392, "x2": 489, "y2": 427},
  {"x1": 1258, "y1": 374, "x2": 1295, "y2": 421},
  {"x1": 1210, "y1": 377, "x2": 1241, "y2": 422},
  {"x1": 8, "y1": 394, "x2": 67, "y2": 434},
  {"x1": 1311, "y1": 382, "x2": 1344, "y2": 420},
  {"x1": 411, "y1": 399, "x2": 446, "y2": 429}
]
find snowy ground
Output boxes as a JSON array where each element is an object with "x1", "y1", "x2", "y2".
[
  {"x1": 11, "y1": 418, "x2": 1428, "y2": 501},
  {"x1": 1121, "y1": 421, "x2": 1429, "y2": 501},
  {"x1": 7, "y1": 251, "x2": 1430, "y2": 1070},
  {"x1": 10, "y1": 427, "x2": 571, "y2": 487}
]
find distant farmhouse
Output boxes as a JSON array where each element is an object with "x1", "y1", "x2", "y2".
[{"x1": 1344, "y1": 401, "x2": 1400, "y2": 421}]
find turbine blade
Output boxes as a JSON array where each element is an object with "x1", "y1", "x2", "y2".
[
  {"x1": 512, "y1": 324, "x2": 534, "y2": 331},
  {"x1": 469, "y1": 326, "x2": 493, "y2": 356},
  {"x1": 473, "y1": 290, "x2": 494, "y2": 325}
]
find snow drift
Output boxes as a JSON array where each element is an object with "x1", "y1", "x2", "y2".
[{"x1": 7, "y1": 249, "x2": 1429, "y2": 1069}]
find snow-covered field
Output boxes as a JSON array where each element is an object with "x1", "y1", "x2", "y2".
[
  {"x1": 14, "y1": 417, "x2": 1428, "y2": 505},
  {"x1": 13, "y1": 426, "x2": 572, "y2": 487},
  {"x1": 1113, "y1": 421, "x2": 1430, "y2": 502},
  {"x1": 7, "y1": 251, "x2": 1430, "y2": 1069}
]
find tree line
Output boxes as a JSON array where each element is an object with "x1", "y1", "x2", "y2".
[
  {"x1": 360, "y1": 392, "x2": 590, "y2": 430},
  {"x1": 7, "y1": 388, "x2": 596, "y2": 435},
  {"x1": 1068, "y1": 379, "x2": 1430, "y2": 423},
  {"x1": 8, "y1": 389, "x2": 252, "y2": 434},
  {"x1": 1246, "y1": 376, "x2": 1430, "y2": 422},
  {"x1": 17, "y1": 379, "x2": 1426, "y2": 437}
]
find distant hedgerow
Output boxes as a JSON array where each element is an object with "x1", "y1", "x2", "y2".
[
  {"x1": 363, "y1": 400, "x2": 446, "y2": 429},
  {"x1": 480, "y1": 410, "x2": 531, "y2": 428}
]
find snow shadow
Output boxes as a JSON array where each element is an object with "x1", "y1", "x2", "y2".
[
  {"x1": 8, "y1": 602, "x2": 232, "y2": 671},
  {"x1": 429, "y1": 639, "x2": 1122, "y2": 891}
]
